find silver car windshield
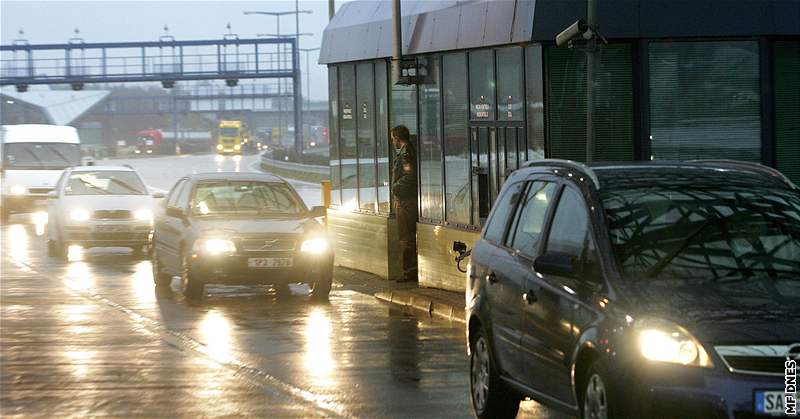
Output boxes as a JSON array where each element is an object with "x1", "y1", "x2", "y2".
[{"x1": 65, "y1": 171, "x2": 148, "y2": 196}]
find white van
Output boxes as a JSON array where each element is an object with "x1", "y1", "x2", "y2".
[{"x1": 1, "y1": 124, "x2": 82, "y2": 223}]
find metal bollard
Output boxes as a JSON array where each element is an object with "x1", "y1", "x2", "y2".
[{"x1": 321, "y1": 180, "x2": 331, "y2": 229}]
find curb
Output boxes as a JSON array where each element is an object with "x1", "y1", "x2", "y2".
[{"x1": 374, "y1": 291, "x2": 466, "y2": 324}]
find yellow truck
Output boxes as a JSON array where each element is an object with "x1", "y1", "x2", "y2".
[{"x1": 216, "y1": 120, "x2": 250, "y2": 155}]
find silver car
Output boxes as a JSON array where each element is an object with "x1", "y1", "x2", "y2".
[{"x1": 46, "y1": 165, "x2": 164, "y2": 260}]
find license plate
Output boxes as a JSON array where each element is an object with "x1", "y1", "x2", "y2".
[
  {"x1": 755, "y1": 390, "x2": 790, "y2": 416},
  {"x1": 96, "y1": 225, "x2": 130, "y2": 232},
  {"x1": 248, "y1": 257, "x2": 293, "y2": 268}
]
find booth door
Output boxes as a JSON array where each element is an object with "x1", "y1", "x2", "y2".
[{"x1": 470, "y1": 123, "x2": 527, "y2": 226}]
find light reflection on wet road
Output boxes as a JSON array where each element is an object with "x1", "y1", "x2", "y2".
[{"x1": 1, "y1": 153, "x2": 569, "y2": 418}]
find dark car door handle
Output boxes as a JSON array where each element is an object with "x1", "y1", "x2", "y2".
[
  {"x1": 486, "y1": 271, "x2": 498, "y2": 283},
  {"x1": 522, "y1": 290, "x2": 538, "y2": 304}
]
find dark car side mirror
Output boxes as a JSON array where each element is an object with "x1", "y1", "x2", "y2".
[
  {"x1": 534, "y1": 252, "x2": 577, "y2": 278},
  {"x1": 309, "y1": 206, "x2": 326, "y2": 217},
  {"x1": 166, "y1": 206, "x2": 186, "y2": 219}
]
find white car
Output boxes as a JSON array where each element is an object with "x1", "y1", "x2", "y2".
[{"x1": 47, "y1": 165, "x2": 164, "y2": 259}]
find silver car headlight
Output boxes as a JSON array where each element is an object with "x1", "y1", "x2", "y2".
[
  {"x1": 636, "y1": 318, "x2": 713, "y2": 368},
  {"x1": 301, "y1": 237, "x2": 329, "y2": 255},
  {"x1": 69, "y1": 208, "x2": 91, "y2": 222},
  {"x1": 194, "y1": 238, "x2": 236, "y2": 255}
]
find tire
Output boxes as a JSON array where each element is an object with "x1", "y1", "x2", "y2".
[
  {"x1": 60, "y1": 240, "x2": 70, "y2": 262},
  {"x1": 581, "y1": 361, "x2": 617, "y2": 419},
  {"x1": 1, "y1": 207, "x2": 9, "y2": 225},
  {"x1": 180, "y1": 252, "x2": 204, "y2": 300},
  {"x1": 151, "y1": 247, "x2": 172, "y2": 288},
  {"x1": 47, "y1": 240, "x2": 57, "y2": 257},
  {"x1": 274, "y1": 284, "x2": 292, "y2": 298},
  {"x1": 470, "y1": 327, "x2": 521, "y2": 419},
  {"x1": 310, "y1": 273, "x2": 332, "y2": 302}
]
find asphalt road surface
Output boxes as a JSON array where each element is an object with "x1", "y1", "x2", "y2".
[{"x1": 1, "y1": 153, "x2": 569, "y2": 418}]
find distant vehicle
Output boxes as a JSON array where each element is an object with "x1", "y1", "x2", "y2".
[
  {"x1": 1, "y1": 124, "x2": 82, "y2": 223},
  {"x1": 46, "y1": 166, "x2": 164, "y2": 260},
  {"x1": 466, "y1": 160, "x2": 800, "y2": 419},
  {"x1": 151, "y1": 172, "x2": 332, "y2": 300},
  {"x1": 133, "y1": 129, "x2": 213, "y2": 155},
  {"x1": 216, "y1": 120, "x2": 252, "y2": 155}
]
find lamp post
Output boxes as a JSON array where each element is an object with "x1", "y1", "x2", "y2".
[
  {"x1": 244, "y1": 9, "x2": 312, "y2": 155},
  {"x1": 300, "y1": 48, "x2": 320, "y2": 108}
]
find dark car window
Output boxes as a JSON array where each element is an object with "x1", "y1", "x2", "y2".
[
  {"x1": 546, "y1": 187, "x2": 601, "y2": 280},
  {"x1": 167, "y1": 180, "x2": 186, "y2": 208},
  {"x1": 192, "y1": 181, "x2": 305, "y2": 216},
  {"x1": 601, "y1": 177, "x2": 800, "y2": 281},
  {"x1": 507, "y1": 181, "x2": 557, "y2": 258},
  {"x1": 547, "y1": 187, "x2": 589, "y2": 256},
  {"x1": 483, "y1": 182, "x2": 524, "y2": 244}
]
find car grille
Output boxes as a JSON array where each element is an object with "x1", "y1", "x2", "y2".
[
  {"x1": 94, "y1": 210, "x2": 131, "y2": 220},
  {"x1": 240, "y1": 237, "x2": 296, "y2": 252},
  {"x1": 28, "y1": 188, "x2": 53, "y2": 195},
  {"x1": 715, "y1": 344, "x2": 798, "y2": 376}
]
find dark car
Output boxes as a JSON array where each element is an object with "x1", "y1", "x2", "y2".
[
  {"x1": 151, "y1": 172, "x2": 332, "y2": 300},
  {"x1": 466, "y1": 159, "x2": 800, "y2": 419}
]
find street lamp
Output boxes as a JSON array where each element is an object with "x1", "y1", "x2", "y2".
[
  {"x1": 244, "y1": 7, "x2": 313, "y2": 155},
  {"x1": 300, "y1": 48, "x2": 320, "y2": 107}
]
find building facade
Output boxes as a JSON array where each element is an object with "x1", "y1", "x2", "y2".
[{"x1": 320, "y1": 0, "x2": 800, "y2": 291}]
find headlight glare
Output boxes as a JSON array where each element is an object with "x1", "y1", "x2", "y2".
[
  {"x1": 216, "y1": 144, "x2": 223, "y2": 150},
  {"x1": 69, "y1": 209, "x2": 90, "y2": 221},
  {"x1": 198, "y1": 238, "x2": 236, "y2": 255},
  {"x1": 637, "y1": 319, "x2": 712, "y2": 368},
  {"x1": 10, "y1": 185, "x2": 26, "y2": 195},
  {"x1": 301, "y1": 237, "x2": 328, "y2": 254},
  {"x1": 134, "y1": 209, "x2": 153, "y2": 222},
  {"x1": 234, "y1": 144, "x2": 241, "y2": 151}
]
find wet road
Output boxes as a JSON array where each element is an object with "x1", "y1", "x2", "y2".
[{"x1": 1, "y1": 153, "x2": 569, "y2": 418}]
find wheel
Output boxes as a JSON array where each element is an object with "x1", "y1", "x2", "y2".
[
  {"x1": 1, "y1": 207, "x2": 9, "y2": 225},
  {"x1": 470, "y1": 327, "x2": 521, "y2": 419},
  {"x1": 180, "y1": 252, "x2": 204, "y2": 300},
  {"x1": 151, "y1": 247, "x2": 172, "y2": 288},
  {"x1": 581, "y1": 361, "x2": 617, "y2": 419},
  {"x1": 47, "y1": 240, "x2": 57, "y2": 257},
  {"x1": 60, "y1": 240, "x2": 71, "y2": 262},
  {"x1": 309, "y1": 273, "x2": 332, "y2": 301},
  {"x1": 274, "y1": 284, "x2": 292, "y2": 298}
]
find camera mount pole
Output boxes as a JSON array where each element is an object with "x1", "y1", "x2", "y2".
[{"x1": 586, "y1": 0, "x2": 597, "y2": 163}]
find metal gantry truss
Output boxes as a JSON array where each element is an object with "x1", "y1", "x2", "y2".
[{"x1": 0, "y1": 37, "x2": 304, "y2": 153}]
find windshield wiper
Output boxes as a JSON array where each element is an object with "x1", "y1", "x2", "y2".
[
  {"x1": 79, "y1": 178, "x2": 111, "y2": 194},
  {"x1": 109, "y1": 178, "x2": 145, "y2": 194},
  {"x1": 20, "y1": 147, "x2": 44, "y2": 167},
  {"x1": 48, "y1": 147, "x2": 75, "y2": 166}
]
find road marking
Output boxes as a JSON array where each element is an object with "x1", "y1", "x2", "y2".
[{"x1": 10, "y1": 256, "x2": 352, "y2": 419}]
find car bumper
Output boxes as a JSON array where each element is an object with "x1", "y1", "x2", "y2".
[
  {"x1": 187, "y1": 252, "x2": 333, "y2": 285},
  {"x1": 63, "y1": 222, "x2": 153, "y2": 247},
  {"x1": 614, "y1": 358, "x2": 788, "y2": 418}
]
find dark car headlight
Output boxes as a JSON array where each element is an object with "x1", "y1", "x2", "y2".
[
  {"x1": 635, "y1": 318, "x2": 714, "y2": 368},
  {"x1": 194, "y1": 238, "x2": 237, "y2": 256},
  {"x1": 300, "y1": 237, "x2": 329, "y2": 255}
]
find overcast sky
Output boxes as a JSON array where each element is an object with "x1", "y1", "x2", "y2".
[{"x1": 1, "y1": 1, "x2": 352, "y2": 100}]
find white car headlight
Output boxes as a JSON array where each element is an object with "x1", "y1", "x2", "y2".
[
  {"x1": 196, "y1": 238, "x2": 236, "y2": 255},
  {"x1": 636, "y1": 319, "x2": 713, "y2": 368},
  {"x1": 234, "y1": 144, "x2": 241, "y2": 151},
  {"x1": 69, "y1": 209, "x2": 91, "y2": 222},
  {"x1": 301, "y1": 237, "x2": 328, "y2": 254},
  {"x1": 9, "y1": 185, "x2": 26, "y2": 195},
  {"x1": 216, "y1": 144, "x2": 223, "y2": 150},
  {"x1": 134, "y1": 209, "x2": 153, "y2": 222}
]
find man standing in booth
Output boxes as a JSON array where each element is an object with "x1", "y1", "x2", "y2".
[{"x1": 391, "y1": 125, "x2": 418, "y2": 282}]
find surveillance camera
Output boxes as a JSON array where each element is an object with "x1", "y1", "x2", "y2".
[{"x1": 556, "y1": 19, "x2": 588, "y2": 47}]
